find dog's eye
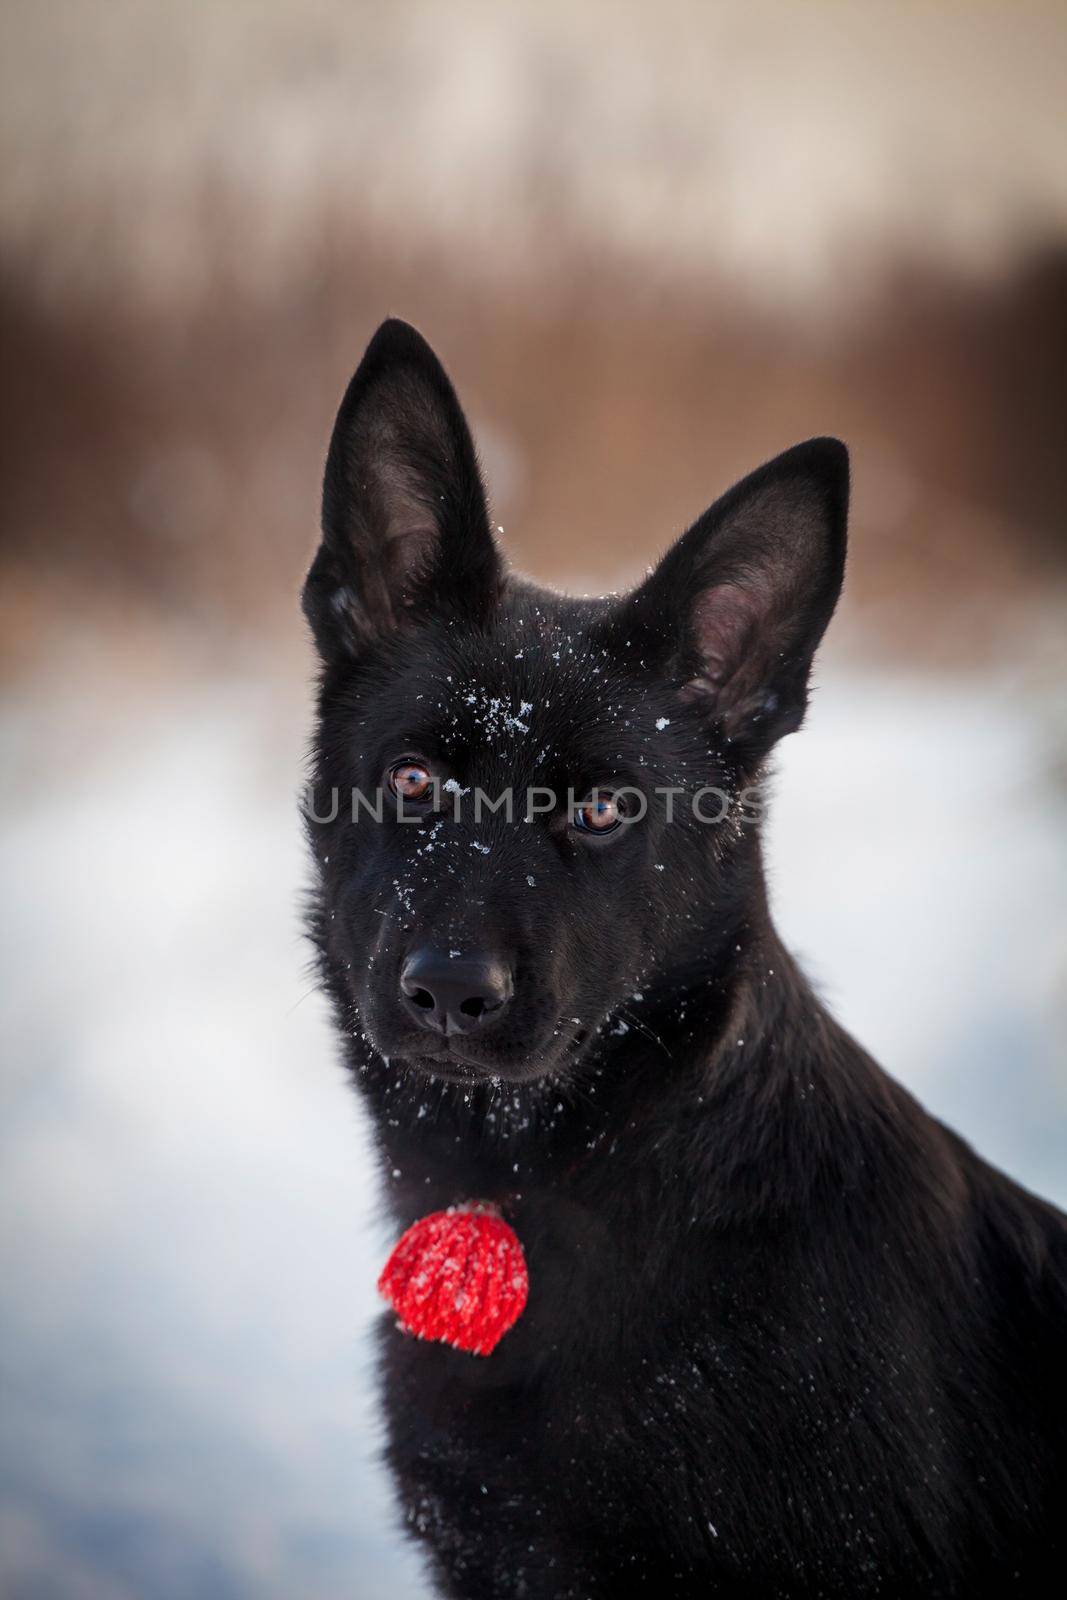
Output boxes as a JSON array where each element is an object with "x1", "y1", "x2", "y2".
[
  {"x1": 388, "y1": 760, "x2": 434, "y2": 803},
  {"x1": 572, "y1": 792, "x2": 625, "y2": 834}
]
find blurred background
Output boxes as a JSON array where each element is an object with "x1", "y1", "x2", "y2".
[{"x1": 1, "y1": 2, "x2": 1066, "y2": 1595}]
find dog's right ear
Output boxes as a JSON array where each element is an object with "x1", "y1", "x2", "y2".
[{"x1": 303, "y1": 320, "x2": 502, "y2": 662}]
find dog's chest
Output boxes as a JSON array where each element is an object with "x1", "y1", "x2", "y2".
[
  {"x1": 379, "y1": 1275, "x2": 956, "y2": 1597},
  {"x1": 374, "y1": 1163, "x2": 961, "y2": 1590}
]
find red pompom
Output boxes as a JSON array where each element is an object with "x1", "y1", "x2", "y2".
[{"x1": 378, "y1": 1205, "x2": 528, "y2": 1357}]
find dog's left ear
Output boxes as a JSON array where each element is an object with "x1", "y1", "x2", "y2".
[
  {"x1": 303, "y1": 319, "x2": 502, "y2": 663},
  {"x1": 607, "y1": 438, "x2": 848, "y2": 761}
]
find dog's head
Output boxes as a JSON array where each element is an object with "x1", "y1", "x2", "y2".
[{"x1": 303, "y1": 320, "x2": 847, "y2": 1085}]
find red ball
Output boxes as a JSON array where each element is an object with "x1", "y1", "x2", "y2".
[{"x1": 378, "y1": 1205, "x2": 529, "y2": 1357}]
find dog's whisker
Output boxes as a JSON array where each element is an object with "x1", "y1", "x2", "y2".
[
  {"x1": 283, "y1": 982, "x2": 322, "y2": 1019},
  {"x1": 616, "y1": 1006, "x2": 674, "y2": 1063}
]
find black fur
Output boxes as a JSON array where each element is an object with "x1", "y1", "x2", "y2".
[{"x1": 302, "y1": 320, "x2": 1067, "y2": 1597}]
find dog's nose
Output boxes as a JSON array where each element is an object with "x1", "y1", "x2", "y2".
[{"x1": 400, "y1": 947, "x2": 513, "y2": 1036}]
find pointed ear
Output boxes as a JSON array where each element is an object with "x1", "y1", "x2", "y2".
[
  {"x1": 303, "y1": 319, "x2": 502, "y2": 661},
  {"x1": 609, "y1": 438, "x2": 848, "y2": 760}
]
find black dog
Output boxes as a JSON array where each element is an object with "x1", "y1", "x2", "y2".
[{"x1": 302, "y1": 320, "x2": 1066, "y2": 1597}]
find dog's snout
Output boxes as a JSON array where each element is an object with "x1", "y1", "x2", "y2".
[{"x1": 400, "y1": 947, "x2": 514, "y2": 1035}]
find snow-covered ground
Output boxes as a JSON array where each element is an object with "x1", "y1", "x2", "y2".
[{"x1": 1, "y1": 653, "x2": 1064, "y2": 1598}]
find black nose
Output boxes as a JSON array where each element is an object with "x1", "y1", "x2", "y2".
[{"x1": 400, "y1": 947, "x2": 513, "y2": 1036}]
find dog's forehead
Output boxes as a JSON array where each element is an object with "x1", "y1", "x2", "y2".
[
  {"x1": 434, "y1": 619, "x2": 625, "y2": 760},
  {"x1": 349, "y1": 585, "x2": 695, "y2": 788},
  {"x1": 369, "y1": 597, "x2": 657, "y2": 778}
]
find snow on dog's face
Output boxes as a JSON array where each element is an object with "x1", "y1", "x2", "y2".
[{"x1": 303, "y1": 320, "x2": 847, "y2": 1084}]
